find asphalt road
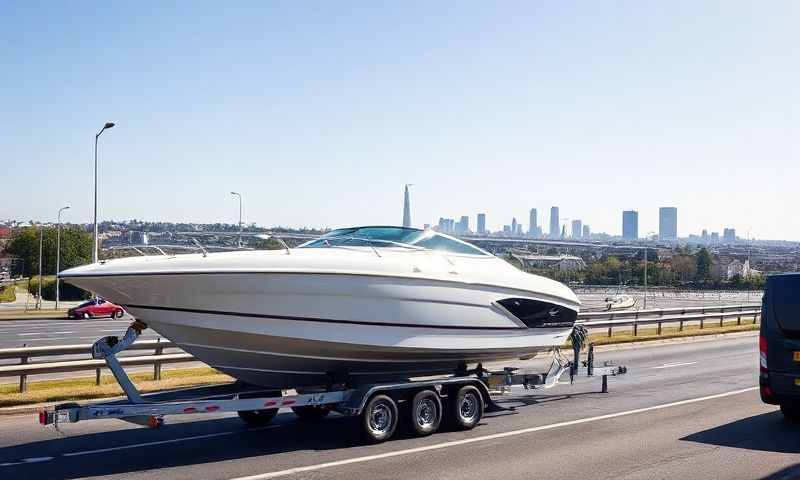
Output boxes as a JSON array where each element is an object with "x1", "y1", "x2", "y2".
[{"x1": 1, "y1": 334, "x2": 796, "y2": 480}]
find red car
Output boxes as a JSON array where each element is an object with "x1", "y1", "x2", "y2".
[{"x1": 67, "y1": 299, "x2": 125, "y2": 319}]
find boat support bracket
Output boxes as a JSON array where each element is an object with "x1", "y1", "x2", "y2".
[{"x1": 91, "y1": 320, "x2": 149, "y2": 404}]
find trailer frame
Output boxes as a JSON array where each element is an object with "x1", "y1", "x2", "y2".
[{"x1": 39, "y1": 324, "x2": 626, "y2": 442}]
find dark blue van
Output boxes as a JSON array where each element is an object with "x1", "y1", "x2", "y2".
[{"x1": 760, "y1": 273, "x2": 800, "y2": 420}]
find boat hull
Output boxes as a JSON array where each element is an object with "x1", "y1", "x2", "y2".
[{"x1": 65, "y1": 271, "x2": 577, "y2": 388}]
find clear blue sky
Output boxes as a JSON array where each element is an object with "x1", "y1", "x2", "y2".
[{"x1": 1, "y1": 1, "x2": 798, "y2": 240}]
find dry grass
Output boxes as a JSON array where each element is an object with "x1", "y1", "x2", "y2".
[{"x1": 0, "y1": 367, "x2": 232, "y2": 407}]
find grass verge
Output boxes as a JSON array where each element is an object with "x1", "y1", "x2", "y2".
[{"x1": 0, "y1": 367, "x2": 232, "y2": 408}]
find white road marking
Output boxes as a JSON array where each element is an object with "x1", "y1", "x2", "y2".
[
  {"x1": 651, "y1": 361, "x2": 698, "y2": 369},
  {"x1": 230, "y1": 386, "x2": 759, "y2": 480},
  {"x1": 61, "y1": 426, "x2": 278, "y2": 457},
  {"x1": 17, "y1": 331, "x2": 74, "y2": 336}
]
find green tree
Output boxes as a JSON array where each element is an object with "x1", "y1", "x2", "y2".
[
  {"x1": 6, "y1": 227, "x2": 92, "y2": 276},
  {"x1": 695, "y1": 248, "x2": 713, "y2": 284}
]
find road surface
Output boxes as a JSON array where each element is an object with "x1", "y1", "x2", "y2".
[{"x1": 1, "y1": 334, "x2": 796, "y2": 480}]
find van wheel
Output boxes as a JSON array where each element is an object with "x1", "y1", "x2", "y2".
[
  {"x1": 237, "y1": 408, "x2": 278, "y2": 426},
  {"x1": 449, "y1": 385, "x2": 483, "y2": 430},
  {"x1": 780, "y1": 403, "x2": 800, "y2": 422}
]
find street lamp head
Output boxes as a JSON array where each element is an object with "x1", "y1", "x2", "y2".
[
  {"x1": 104, "y1": 122, "x2": 115, "y2": 129},
  {"x1": 230, "y1": 191, "x2": 240, "y2": 196}
]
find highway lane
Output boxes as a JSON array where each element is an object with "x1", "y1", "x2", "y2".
[{"x1": 1, "y1": 334, "x2": 794, "y2": 480}]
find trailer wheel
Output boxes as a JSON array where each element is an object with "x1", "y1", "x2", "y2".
[
  {"x1": 450, "y1": 385, "x2": 483, "y2": 430},
  {"x1": 292, "y1": 405, "x2": 331, "y2": 421},
  {"x1": 409, "y1": 389, "x2": 442, "y2": 436},
  {"x1": 237, "y1": 408, "x2": 278, "y2": 426},
  {"x1": 362, "y1": 394, "x2": 398, "y2": 443}
]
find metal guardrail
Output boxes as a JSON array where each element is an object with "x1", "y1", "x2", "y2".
[{"x1": 0, "y1": 304, "x2": 762, "y2": 393}]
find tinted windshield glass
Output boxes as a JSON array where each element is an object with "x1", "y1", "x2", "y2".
[{"x1": 299, "y1": 227, "x2": 488, "y2": 256}]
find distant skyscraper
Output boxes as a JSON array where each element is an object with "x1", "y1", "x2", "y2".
[
  {"x1": 583, "y1": 225, "x2": 590, "y2": 238},
  {"x1": 711, "y1": 231, "x2": 719, "y2": 243},
  {"x1": 659, "y1": 207, "x2": 678, "y2": 240},
  {"x1": 701, "y1": 229, "x2": 709, "y2": 243},
  {"x1": 622, "y1": 210, "x2": 638, "y2": 240},
  {"x1": 503, "y1": 225, "x2": 511, "y2": 235},
  {"x1": 511, "y1": 217, "x2": 518, "y2": 236},
  {"x1": 571, "y1": 219, "x2": 582, "y2": 239},
  {"x1": 723, "y1": 228, "x2": 736, "y2": 243},
  {"x1": 402, "y1": 184, "x2": 412, "y2": 228},
  {"x1": 477, "y1": 213, "x2": 486, "y2": 235},
  {"x1": 458, "y1": 216, "x2": 470, "y2": 234},
  {"x1": 549, "y1": 207, "x2": 559, "y2": 239},
  {"x1": 528, "y1": 208, "x2": 538, "y2": 236}
]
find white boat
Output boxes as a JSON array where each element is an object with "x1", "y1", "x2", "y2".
[{"x1": 60, "y1": 226, "x2": 581, "y2": 389}]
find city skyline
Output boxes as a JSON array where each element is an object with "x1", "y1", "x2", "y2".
[{"x1": 2, "y1": 3, "x2": 797, "y2": 240}]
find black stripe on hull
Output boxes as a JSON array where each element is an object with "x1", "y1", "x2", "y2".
[{"x1": 126, "y1": 304, "x2": 528, "y2": 331}]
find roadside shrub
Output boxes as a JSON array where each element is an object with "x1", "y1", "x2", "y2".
[
  {"x1": 0, "y1": 285, "x2": 15, "y2": 303},
  {"x1": 27, "y1": 277, "x2": 91, "y2": 301}
]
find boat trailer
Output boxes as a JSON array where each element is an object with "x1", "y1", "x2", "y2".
[{"x1": 40, "y1": 323, "x2": 627, "y2": 442}]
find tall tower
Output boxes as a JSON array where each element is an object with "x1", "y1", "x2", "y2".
[
  {"x1": 402, "y1": 184, "x2": 412, "y2": 227},
  {"x1": 528, "y1": 208, "x2": 538, "y2": 236},
  {"x1": 549, "y1": 207, "x2": 560, "y2": 239},
  {"x1": 477, "y1": 213, "x2": 486, "y2": 235},
  {"x1": 622, "y1": 210, "x2": 638, "y2": 240},
  {"x1": 659, "y1": 207, "x2": 678, "y2": 240}
]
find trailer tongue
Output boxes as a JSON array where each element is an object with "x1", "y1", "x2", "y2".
[{"x1": 40, "y1": 322, "x2": 626, "y2": 443}]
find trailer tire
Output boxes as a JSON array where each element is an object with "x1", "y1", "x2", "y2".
[
  {"x1": 409, "y1": 389, "x2": 442, "y2": 436},
  {"x1": 449, "y1": 385, "x2": 483, "y2": 430},
  {"x1": 237, "y1": 408, "x2": 278, "y2": 426},
  {"x1": 362, "y1": 394, "x2": 398, "y2": 443},
  {"x1": 292, "y1": 405, "x2": 331, "y2": 421}
]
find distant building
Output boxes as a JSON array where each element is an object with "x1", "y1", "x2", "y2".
[
  {"x1": 528, "y1": 208, "x2": 538, "y2": 236},
  {"x1": 402, "y1": 184, "x2": 412, "y2": 228},
  {"x1": 477, "y1": 213, "x2": 486, "y2": 235},
  {"x1": 723, "y1": 228, "x2": 736, "y2": 243},
  {"x1": 622, "y1": 210, "x2": 638, "y2": 240},
  {"x1": 503, "y1": 225, "x2": 511, "y2": 235},
  {"x1": 582, "y1": 224, "x2": 590, "y2": 238},
  {"x1": 438, "y1": 217, "x2": 455, "y2": 234},
  {"x1": 701, "y1": 229, "x2": 709, "y2": 243},
  {"x1": 711, "y1": 231, "x2": 719, "y2": 243},
  {"x1": 549, "y1": 207, "x2": 560, "y2": 239},
  {"x1": 571, "y1": 219, "x2": 582, "y2": 239},
  {"x1": 511, "y1": 218, "x2": 518, "y2": 236},
  {"x1": 659, "y1": 207, "x2": 678, "y2": 240},
  {"x1": 457, "y1": 216, "x2": 469, "y2": 234}
]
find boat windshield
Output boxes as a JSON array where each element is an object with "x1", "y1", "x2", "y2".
[{"x1": 298, "y1": 226, "x2": 490, "y2": 256}]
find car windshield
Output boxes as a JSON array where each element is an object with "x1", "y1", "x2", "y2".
[{"x1": 298, "y1": 226, "x2": 489, "y2": 256}]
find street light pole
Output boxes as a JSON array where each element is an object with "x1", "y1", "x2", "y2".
[
  {"x1": 37, "y1": 225, "x2": 43, "y2": 310},
  {"x1": 56, "y1": 205, "x2": 70, "y2": 310},
  {"x1": 230, "y1": 191, "x2": 242, "y2": 248},
  {"x1": 643, "y1": 244, "x2": 647, "y2": 309},
  {"x1": 93, "y1": 122, "x2": 115, "y2": 263}
]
